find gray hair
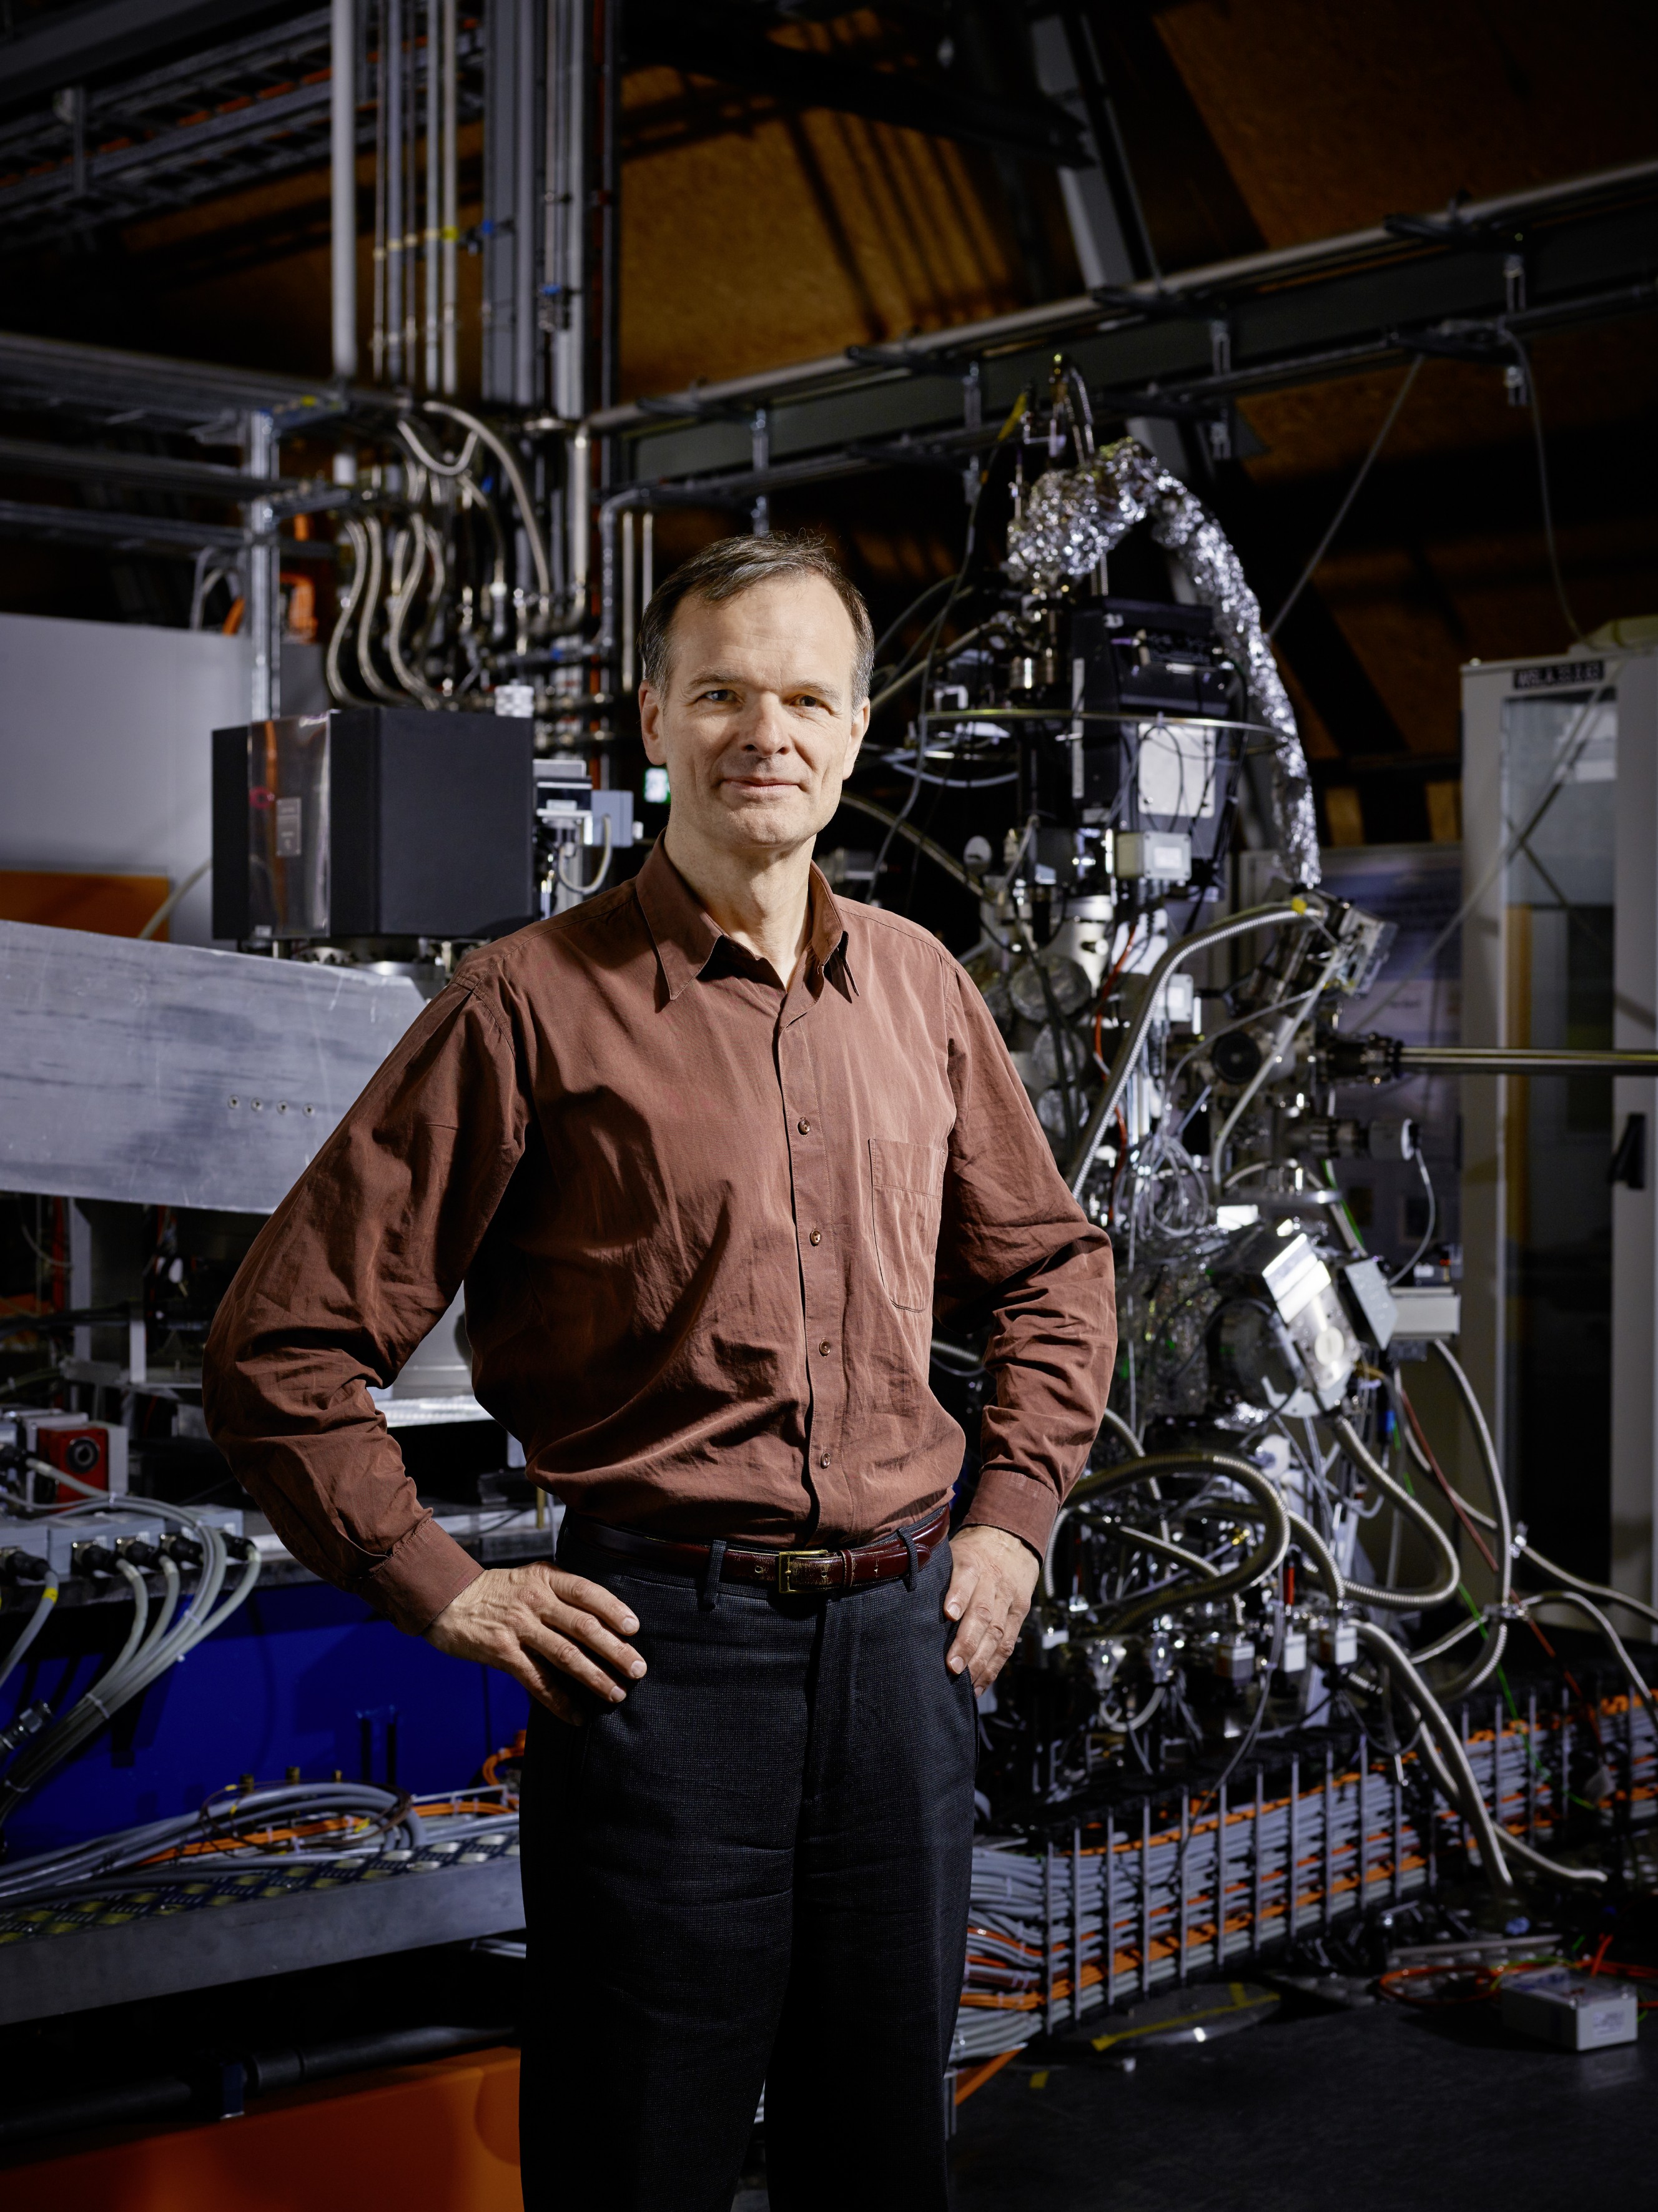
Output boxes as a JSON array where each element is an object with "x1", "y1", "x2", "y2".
[{"x1": 638, "y1": 529, "x2": 874, "y2": 705}]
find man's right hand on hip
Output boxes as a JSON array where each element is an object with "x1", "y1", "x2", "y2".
[{"x1": 425, "y1": 1563, "x2": 646, "y2": 1724}]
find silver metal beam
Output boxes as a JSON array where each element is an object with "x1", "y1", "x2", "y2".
[
  {"x1": 0, "y1": 921, "x2": 426, "y2": 1214},
  {"x1": 0, "y1": 1852, "x2": 522, "y2": 2027},
  {"x1": 1401, "y1": 1047, "x2": 1658, "y2": 1075},
  {"x1": 586, "y1": 154, "x2": 1658, "y2": 438}
]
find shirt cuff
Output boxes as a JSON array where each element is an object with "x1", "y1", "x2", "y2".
[
  {"x1": 360, "y1": 1512, "x2": 485, "y2": 1636},
  {"x1": 960, "y1": 1467, "x2": 1058, "y2": 1562}
]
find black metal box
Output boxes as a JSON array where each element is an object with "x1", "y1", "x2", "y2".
[{"x1": 212, "y1": 708, "x2": 535, "y2": 943}]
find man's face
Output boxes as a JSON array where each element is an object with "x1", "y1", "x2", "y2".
[{"x1": 639, "y1": 573, "x2": 870, "y2": 862}]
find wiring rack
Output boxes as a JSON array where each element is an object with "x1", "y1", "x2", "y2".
[{"x1": 956, "y1": 1688, "x2": 1657, "y2": 2064}]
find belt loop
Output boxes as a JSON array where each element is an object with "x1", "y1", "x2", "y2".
[
  {"x1": 699, "y1": 1538, "x2": 728, "y2": 1611},
  {"x1": 900, "y1": 1525, "x2": 918, "y2": 1592}
]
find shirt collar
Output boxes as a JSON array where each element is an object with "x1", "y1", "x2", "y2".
[{"x1": 636, "y1": 839, "x2": 851, "y2": 1003}]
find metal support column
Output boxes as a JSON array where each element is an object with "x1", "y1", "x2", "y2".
[
  {"x1": 245, "y1": 410, "x2": 279, "y2": 722},
  {"x1": 331, "y1": 0, "x2": 358, "y2": 381}
]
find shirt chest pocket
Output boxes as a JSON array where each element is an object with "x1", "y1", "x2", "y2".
[{"x1": 869, "y1": 1138, "x2": 948, "y2": 1312}]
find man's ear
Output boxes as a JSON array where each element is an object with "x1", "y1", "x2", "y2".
[
  {"x1": 639, "y1": 682, "x2": 665, "y2": 763},
  {"x1": 843, "y1": 694, "x2": 871, "y2": 777}
]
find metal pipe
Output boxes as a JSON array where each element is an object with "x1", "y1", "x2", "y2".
[
  {"x1": 403, "y1": 0, "x2": 418, "y2": 376},
  {"x1": 244, "y1": 410, "x2": 279, "y2": 720},
  {"x1": 384, "y1": 0, "x2": 402, "y2": 383},
  {"x1": 1399, "y1": 1046, "x2": 1658, "y2": 1074},
  {"x1": 371, "y1": 0, "x2": 386, "y2": 380},
  {"x1": 423, "y1": 0, "x2": 439, "y2": 391},
  {"x1": 619, "y1": 507, "x2": 635, "y2": 691},
  {"x1": 545, "y1": 0, "x2": 586, "y2": 426},
  {"x1": 581, "y1": 155, "x2": 1658, "y2": 436},
  {"x1": 440, "y1": 0, "x2": 457, "y2": 394},
  {"x1": 513, "y1": 0, "x2": 536, "y2": 408},
  {"x1": 1066, "y1": 899, "x2": 1325, "y2": 1195},
  {"x1": 567, "y1": 423, "x2": 590, "y2": 601},
  {"x1": 331, "y1": 0, "x2": 358, "y2": 381}
]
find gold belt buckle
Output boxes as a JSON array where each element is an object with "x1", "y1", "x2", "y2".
[{"x1": 777, "y1": 1547, "x2": 831, "y2": 1595}]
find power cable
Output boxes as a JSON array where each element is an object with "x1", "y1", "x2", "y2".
[{"x1": 1266, "y1": 356, "x2": 1423, "y2": 641}]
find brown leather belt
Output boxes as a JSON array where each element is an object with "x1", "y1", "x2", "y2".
[{"x1": 563, "y1": 1504, "x2": 951, "y2": 1596}]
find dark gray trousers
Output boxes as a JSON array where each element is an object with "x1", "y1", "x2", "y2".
[{"x1": 518, "y1": 1523, "x2": 976, "y2": 2212}]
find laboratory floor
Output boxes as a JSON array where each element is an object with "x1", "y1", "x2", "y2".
[{"x1": 947, "y1": 1995, "x2": 1656, "y2": 2212}]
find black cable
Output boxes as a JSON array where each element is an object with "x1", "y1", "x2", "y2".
[
  {"x1": 1504, "y1": 329, "x2": 1584, "y2": 647},
  {"x1": 869, "y1": 572, "x2": 959, "y2": 671},
  {"x1": 868, "y1": 431, "x2": 1019, "y2": 891},
  {"x1": 1265, "y1": 356, "x2": 1423, "y2": 641},
  {"x1": 1035, "y1": 960, "x2": 1082, "y2": 1158},
  {"x1": 1389, "y1": 1150, "x2": 1438, "y2": 1288}
]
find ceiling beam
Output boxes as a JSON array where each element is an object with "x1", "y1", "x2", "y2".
[
  {"x1": 624, "y1": 5, "x2": 1088, "y2": 168},
  {"x1": 0, "y1": 0, "x2": 284, "y2": 112}
]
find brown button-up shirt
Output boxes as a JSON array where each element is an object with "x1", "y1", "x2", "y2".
[{"x1": 204, "y1": 842, "x2": 1115, "y2": 1634}]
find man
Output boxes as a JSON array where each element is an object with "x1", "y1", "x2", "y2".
[{"x1": 205, "y1": 531, "x2": 1114, "y2": 2211}]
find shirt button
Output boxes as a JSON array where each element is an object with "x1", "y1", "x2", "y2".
[
  {"x1": 820, "y1": 1453, "x2": 831, "y2": 1467},
  {"x1": 797, "y1": 1118, "x2": 811, "y2": 1135},
  {"x1": 819, "y1": 1340, "x2": 831, "y2": 1356},
  {"x1": 809, "y1": 1229, "x2": 822, "y2": 1246}
]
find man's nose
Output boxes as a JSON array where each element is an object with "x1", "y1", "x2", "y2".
[{"x1": 737, "y1": 697, "x2": 791, "y2": 752}]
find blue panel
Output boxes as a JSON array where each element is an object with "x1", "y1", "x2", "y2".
[{"x1": 0, "y1": 1583, "x2": 530, "y2": 1859}]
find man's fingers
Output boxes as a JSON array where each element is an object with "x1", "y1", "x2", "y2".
[
  {"x1": 946, "y1": 1586, "x2": 999, "y2": 1677},
  {"x1": 947, "y1": 1575, "x2": 1021, "y2": 1688},
  {"x1": 942, "y1": 1554, "x2": 981, "y2": 1623},
  {"x1": 520, "y1": 1623, "x2": 631, "y2": 1704},
  {"x1": 540, "y1": 1568, "x2": 640, "y2": 1638},
  {"x1": 498, "y1": 1649, "x2": 584, "y2": 1723},
  {"x1": 543, "y1": 1600, "x2": 647, "y2": 1679}
]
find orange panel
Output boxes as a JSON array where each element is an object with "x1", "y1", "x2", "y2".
[
  {"x1": 0, "y1": 870, "x2": 171, "y2": 940},
  {"x1": 10, "y1": 2048, "x2": 523, "y2": 2212}
]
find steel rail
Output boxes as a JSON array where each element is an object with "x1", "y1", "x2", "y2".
[{"x1": 582, "y1": 156, "x2": 1658, "y2": 436}]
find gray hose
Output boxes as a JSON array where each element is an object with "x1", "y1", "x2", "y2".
[
  {"x1": 355, "y1": 516, "x2": 402, "y2": 704},
  {"x1": 136, "y1": 858, "x2": 211, "y2": 943},
  {"x1": 1429, "y1": 1343, "x2": 1513, "y2": 1605},
  {"x1": 1431, "y1": 1621, "x2": 1509, "y2": 1708},
  {"x1": 423, "y1": 401, "x2": 553, "y2": 609},
  {"x1": 326, "y1": 516, "x2": 375, "y2": 706},
  {"x1": 1284, "y1": 1508, "x2": 1345, "y2": 1605},
  {"x1": 1066, "y1": 1450, "x2": 1290, "y2": 1636},
  {"x1": 1068, "y1": 899, "x2": 1326, "y2": 1194},
  {"x1": 1098, "y1": 1406, "x2": 1145, "y2": 1458},
  {"x1": 386, "y1": 516, "x2": 444, "y2": 705},
  {"x1": 0, "y1": 1576, "x2": 57, "y2": 1694},
  {"x1": 1331, "y1": 1415, "x2": 1461, "y2": 1610},
  {"x1": 1406, "y1": 1386, "x2": 1658, "y2": 1633},
  {"x1": 833, "y1": 790, "x2": 979, "y2": 892},
  {"x1": 1042, "y1": 1507, "x2": 1218, "y2": 1603},
  {"x1": 1354, "y1": 1618, "x2": 1513, "y2": 1892},
  {"x1": 1523, "y1": 1589, "x2": 1658, "y2": 1724}
]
